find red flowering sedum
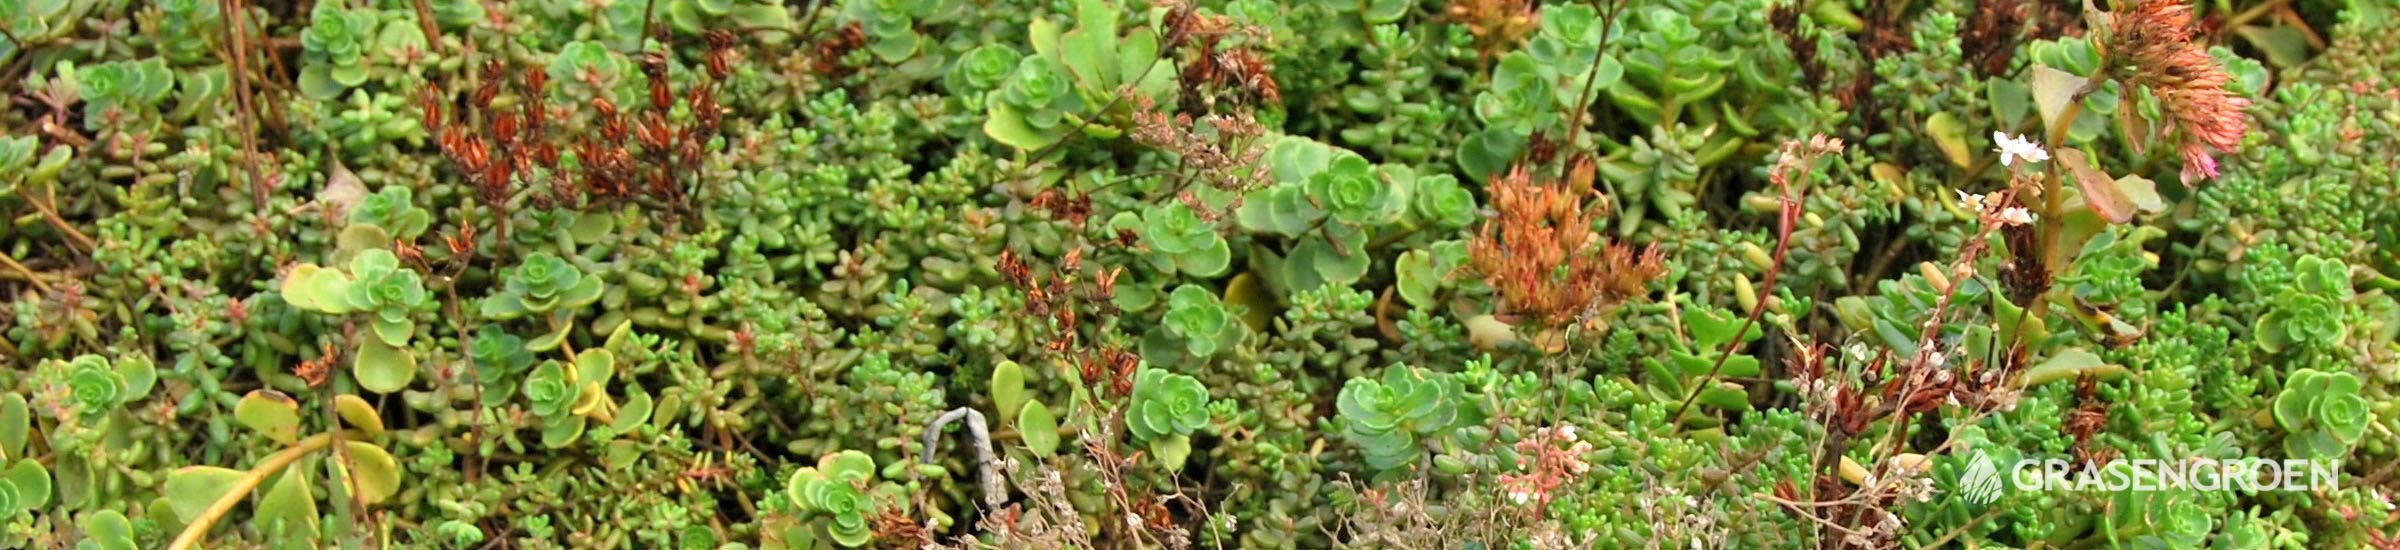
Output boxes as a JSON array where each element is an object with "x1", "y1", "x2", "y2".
[{"x1": 2106, "y1": 0, "x2": 2250, "y2": 185}]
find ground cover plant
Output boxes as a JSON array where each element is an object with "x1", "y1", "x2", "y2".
[{"x1": 0, "y1": 0, "x2": 2396, "y2": 547}]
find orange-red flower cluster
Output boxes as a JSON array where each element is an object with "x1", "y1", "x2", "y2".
[
  {"x1": 1468, "y1": 166, "x2": 1664, "y2": 329},
  {"x1": 2108, "y1": 0, "x2": 2249, "y2": 184}
]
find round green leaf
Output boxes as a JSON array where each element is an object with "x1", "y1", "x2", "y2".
[
  {"x1": 353, "y1": 338, "x2": 417, "y2": 394},
  {"x1": 234, "y1": 390, "x2": 303, "y2": 445},
  {"x1": 990, "y1": 361, "x2": 1026, "y2": 422},
  {"x1": 1017, "y1": 400, "x2": 1059, "y2": 457},
  {"x1": 336, "y1": 441, "x2": 401, "y2": 505},
  {"x1": 334, "y1": 394, "x2": 386, "y2": 436}
]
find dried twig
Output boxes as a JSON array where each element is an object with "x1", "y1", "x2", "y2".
[{"x1": 922, "y1": 407, "x2": 1007, "y2": 509}]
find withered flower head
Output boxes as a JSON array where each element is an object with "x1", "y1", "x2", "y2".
[
  {"x1": 1468, "y1": 166, "x2": 1664, "y2": 328},
  {"x1": 2106, "y1": 0, "x2": 2249, "y2": 185}
]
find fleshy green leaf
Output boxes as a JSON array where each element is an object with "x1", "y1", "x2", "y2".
[
  {"x1": 234, "y1": 390, "x2": 303, "y2": 445},
  {"x1": 336, "y1": 441, "x2": 401, "y2": 505},
  {"x1": 1018, "y1": 400, "x2": 1059, "y2": 457},
  {"x1": 166, "y1": 466, "x2": 247, "y2": 523},
  {"x1": 354, "y1": 338, "x2": 417, "y2": 394},
  {"x1": 334, "y1": 394, "x2": 386, "y2": 436},
  {"x1": 991, "y1": 360, "x2": 1026, "y2": 422},
  {"x1": 253, "y1": 466, "x2": 320, "y2": 542}
]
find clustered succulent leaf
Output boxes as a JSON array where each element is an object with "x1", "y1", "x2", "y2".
[
  {"x1": 1335, "y1": 365, "x2": 1466, "y2": 472},
  {"x1": 785, "y1": 450, "x2": 889, "y2": 547},
  {"x1": 2274, "y1": 369, "x2": 2372, "y2": 460},
  {"x1": 481, "y1": 252, "x2": 605, "y2": 320},
  {"x1": 297, "y1": 3, "x2": 380, "y2": 99},
  {"x1": 9, "y1": 0, "x2": 2400, "y2": 548},
  {"x1": 49, "y1": 354, "x2": 158, "y2": 418}
]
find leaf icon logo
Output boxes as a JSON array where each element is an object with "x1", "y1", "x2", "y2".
[{"x1": 1959, "y1": 452, "x2": 2004, "y2": 506}]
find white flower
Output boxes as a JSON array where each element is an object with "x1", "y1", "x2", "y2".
[
  {"x1": 1509, "y1": 490, "x2": 1533, "y2": 505},
  {"x1": 1993, "y1": 132, "x2": 2049, "y2": 167},
  {"x1": 1998, "y1": 207, "x2": 2035, "y2": 226},
  {"x1": 1957, "y1": 190, "x2": 1989, "y2": 213},
  {"x1": 1559, "y1": 424, "x2": 1579, "y2": 442}
]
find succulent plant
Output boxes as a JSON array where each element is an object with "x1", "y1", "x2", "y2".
[
  {"x1": 987, "y1": 56, "x2": 1086, "y2": 149},
  {"x1": 1149, "y1": 284, "x2": 1245, "y2": 363},
  {"x1": 347, "y1": 185, "x2": 432, "y2": 242},
  {"x1": 1127, "y1": 367, "x2": 1211, "y2": 469},
  {"x1": 1307, "y1": 152, "x2": 1404, "y2": 226},
  {"x1": 481, "y1": 252, "x2": 605, "y2": 321},
  {"x1": 785, "y1": 450, "x2": 888, "y2": 547},
  {"x1": 2274, "y1": 369, "x2": 2371, "y2": 460},
  {"x1": 982, "y1": 0, "x2": 1174, "y2": 150},
  {"x1": 2256, "y1": 255, "x2": 2354, "y2": 354},
  {"x1": 0, "y1": 459, "x2": 49, "y2": 520},
  {"x1": 72, "y1": 58, "x2": 175, "y2": 128},
  {"x1": 50, "y1": 354, "x2": 156, "y2": 418},
  {"x1": 945, "y1": 44, "x2": 1021, "y2": 95},
  {"x1": 1335, "y1": 365, "x2": 1465, "y2": 471},
  {"x1": 1125, "y1": 203, "x2": 1231, "y2": 278},
  {"x1": 298, "y1": 3, "x2": 379, "y2": 99}
]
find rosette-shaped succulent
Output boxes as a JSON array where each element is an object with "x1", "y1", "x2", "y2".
[
  {"x1": 73, "y1": 58, "x2": 175, "y2": 126},
  {"x1": 0, "y1": 460, "x2": 49, "y2": 519},
  {"x1": 1307, "y1": 153, "x2": 1403, "y2": 226},
  {"x1": 1127, "y1": 368, "x2": 1211, "y2": 443},
  {"x1": 348, "y1": 186, "x2": 431, "y2": 241},
  {"x1": 1160, "y1": 285, "x2": 1243, "y2": 358},
  {"x1": 1336, "y1": 366, "x2": 1465, "y2": 471},
  {"x1": 472, "y1": 326, "x2": 536, "y2": 405},
  {"x1": 1129, "y1": 203, "x2": 1231, "y2": 277},
  {"x1": 1473, "y1": 52, "x2": 1560, "y2": 136},
  {"x1": 1126, "y1": 367, "x2": 1211, "y2": 469},
  {"x1": 546, "y1": 40, "x2": 625, "y2": 97},
  {"x1": 481, "y1": 253, "x2": 605, "y2": 320},
  {"x1": 785, "y1": 450, "x2": 882, "y2": 547},
  {"x1": 298, "y1": 3, "x2": 379, "y2": 99},
  {"x1": 1002, "y1": 57, "x2": 1079, "y2": 129},
  {"x1": 985, "y1": 56, "x2": 1086, "y2": 150},
  {"x1": 523, "y1": 360, "x2": 577, "y2": 418},
  {"x1": 1412, "y1": 173, "x2": 1478, "y2": 230},
  {"x1": 945, "y1": 44, "x2": 1021, "y2": 94},
  {"x1": 2255, "y1": 255, "x2": 2352, "y2": 353},
  {"x1": 65, "y1": 356, "x2": 125, "y2": 412},
  {"x1": 344, "y1": 250, "x2": 429, "y2": 347},
  {"x1": 2274, "y1": 369, "x2": 2370, "y2": 460},
  {"x1": 54, "y1": 354, "x2": 156, "y2": 417}
]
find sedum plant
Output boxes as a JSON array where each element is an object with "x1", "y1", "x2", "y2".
[
  {"x1": 784, "y1": 450, "x2": 900, "y2": 547},
  {"x1": 5, "y1": 0, "x2": 2396, "y2": 547},
  {"x1": 1335, "y1": 365, "x2": 1469, "y2": 473},
  {"x1": 982, "y1": 0, "x2": 1175, "y2": 149},
  {"x1": 281, "y1": 249, "x2": 429, "y2": 393},
  {"x1": 2274, "y1": 369, "x2": 2372, "y2": 460},
  {"x1": 297, "y1": 2, "x2": 380, "y2": 99},
  {"x1": 1126, "y1": 367, "x2": 1212, "y2": 470}
]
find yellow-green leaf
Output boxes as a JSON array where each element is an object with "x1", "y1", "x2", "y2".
[
  {"x1": 234, "y1": 390, "x2": 303, "y2": 445},
  {"x1": 253, "y1": 466, "x2": 319, "y2": 543},
  {"x1": 991, "y1": 361, "x2": 1026, "y2": 423},
  {"x1": 1018, "y1": 400, "x2": 1060, "y2": 458},
  {"x1": 0, "y1": 393, "x2": 27, "y2": 460},
  {"x1": 353, "y1": 338, "x2": 417, "y2": 394},
  {"x1": 335, "y1": 442, "x2": 401, "y2": 506},
  {"x1": 165, "y1": 466, "x2": 247, "y2": 523},
  {"x1": 334, "y1": 394, "x2": 385, "y2": 436},
  {"x1": 2030, "y1": 65, "x2": 2086, "y2": 137},
  {"x1": 1925, "y1": 112, "x2": 1973, "y2": 169}
]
